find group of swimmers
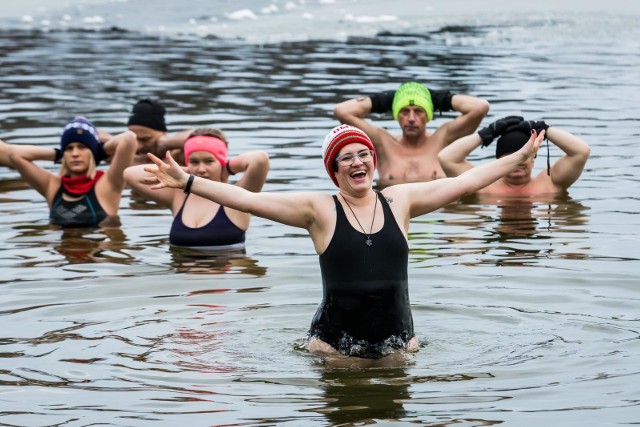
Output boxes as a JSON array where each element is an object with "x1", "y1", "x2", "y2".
[{"x1": 0, "y1": 83, "x2": 590, "y2": 362}]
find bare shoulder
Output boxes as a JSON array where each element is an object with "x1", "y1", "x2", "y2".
[
  {"x1": 426, "y1": 124, "x2": 454, "y2": 148},
  {"x1": 380, "y1": 185, "x2": 410, "y2": 208},
  {"x1": 532, "y1": 170, "x2": 561, "y2": 191},
  {"x1": 311, "y1": 192, "x2": 337, "y2": 212}
]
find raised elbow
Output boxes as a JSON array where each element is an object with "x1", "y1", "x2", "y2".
[
  {"x1": 471, "y1": 99, "x2": 490, "y2": 119},
  {"x1": 333, "y1": 104, "x2": 346, "y2": 121}
]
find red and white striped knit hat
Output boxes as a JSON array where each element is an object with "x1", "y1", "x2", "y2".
[{"x1": 321, "y1": 125, "x2": 376, "y2": 188}]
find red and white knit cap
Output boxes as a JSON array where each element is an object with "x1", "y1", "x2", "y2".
[{"x1": 322, "y1": 125, "x2": 376, "y2": 188}]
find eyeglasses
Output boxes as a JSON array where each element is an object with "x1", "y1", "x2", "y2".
[{"x1": 336, "y1": 149, "x2": 374, "y2": 167}]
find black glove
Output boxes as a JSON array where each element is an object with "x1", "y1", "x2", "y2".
[
  {"x1": 430, "y1": 89, "x2": 454, "y2": 113},
  {"x1": 505, "y1": 119, "x2": 550, "y2": 135},
  {"x1": 369, "y1": 90, "x2": 396, "y2": 114},
  {"x1": 54, "y1": 148, "x2": 63, "y2": 164},
  {"x1": 477, "y1": 115, "x2": 524, "y2": 147}
]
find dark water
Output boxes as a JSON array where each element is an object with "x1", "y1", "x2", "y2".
[{"x1": 0, "y1": 6, "x2": 639, "y2": 426}]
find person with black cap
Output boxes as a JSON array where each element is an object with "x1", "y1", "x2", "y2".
[
  {"x1": 126, "y1": 98, "x2": 195, "y2": 166},
  {"x1": 98, "y1": 99, "x2": 193, "y2": 166},
  {"x1": 1, "y1": 117, "x2": 136, "y2": 227},
  {"x1": 437, "y1": 116, "x2": 591, "y2": 195},
  {"x1": 333, "y1": 82, "x2": 489, "y2": 187}
]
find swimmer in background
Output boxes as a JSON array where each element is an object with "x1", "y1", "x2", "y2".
[
  {"x1": 438, "y1": 116, "x2": 591, "y2": 196},
  {"x1": 334, "y1": 81, "x2": 489, "y2": 186},
  {"x1": 142, "y1": 124, "x2": 545, "y2": 363},
  {"x1": 0, "y1": 117, "x2": 136, "y2": 228},
  {"x1": 100, "y1": 99, "x2": 194, "y2": 166},
  {"x1": 124, "y1": 128, "x2": 269, "y2": 250}
]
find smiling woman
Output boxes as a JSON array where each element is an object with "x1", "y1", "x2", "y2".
[
  {"x1": 141, "y1": 124, "x2": 545, "y2": 362},
  {"x1": 0, "y1": 117, "x2": 137, "y2": 228}
]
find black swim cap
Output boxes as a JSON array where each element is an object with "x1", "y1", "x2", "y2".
[
  {"x1": 495, "y1": 130, "x2": 529, "y2": 158},
  {"x1": 127, "y1": 99, "x2": 167, "y2": 131}
]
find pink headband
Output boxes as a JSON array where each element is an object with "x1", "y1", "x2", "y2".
[{"x1": 183, "y1": 135, "x2": 228, "y2": 166}]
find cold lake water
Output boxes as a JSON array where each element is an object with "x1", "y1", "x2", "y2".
[{"x1": 0, "y1": 0, "x2": 639, "y2": 425}]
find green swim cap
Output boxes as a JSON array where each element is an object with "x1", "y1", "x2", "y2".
[{"x1": 392, "y1": 82, "x2": 433, "y2": 121}]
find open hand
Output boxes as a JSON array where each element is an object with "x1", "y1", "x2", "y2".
[{"x1": 143, "y1": 151, "x2": 189, "y2": 190}]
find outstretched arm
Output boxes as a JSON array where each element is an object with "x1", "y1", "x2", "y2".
[
  {"x1": 438, "y1": 115, "x2": 524, "y2": 177},
  {"x1": 123, "y1": 163, "x2": 178, "y2": 209},
  {"x1": 144, "y1": 152, "x2": 318, "y2": 230},
  {"x1": 387, "y1": 130, "x2": 545, "y2": 222},
  {"x1": 545, "y1": 127, "x2": 590, "y2": 190},
  {"x1": 226, "y1": 150, "x2": 270, "y2": 192},
  {"x1": 98, "y1": 128, "x2": 114, "y2": 143}
]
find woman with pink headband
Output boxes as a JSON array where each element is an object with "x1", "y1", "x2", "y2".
[{"x1": 124, "y1": 128, "x2": 269, "y2": 250}]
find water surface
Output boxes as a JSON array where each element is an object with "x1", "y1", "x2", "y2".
[{"x1": 0, "y1": 1, "x2": 639, "y2": 425}]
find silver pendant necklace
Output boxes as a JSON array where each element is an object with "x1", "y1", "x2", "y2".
[{"x1": 342, "y1": 192, "x2": 378, "y2": 246}]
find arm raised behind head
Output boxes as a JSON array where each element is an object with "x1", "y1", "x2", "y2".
[
  {"x1": 103, "y1": 131, "x2": 137, "y2": 190},
  {"x1": 388, "y1": 130, "x2": 545, "y2": 220},
  {"x1": 545, "y1": 127, "x2": 591, "y2": 190}
]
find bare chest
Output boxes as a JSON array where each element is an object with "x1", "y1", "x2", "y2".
[{"x1": 376, "y1": 144, "x2": 445, "y2": 185}]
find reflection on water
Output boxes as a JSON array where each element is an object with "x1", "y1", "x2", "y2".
[
  {"x1": 314, "y1": 368, "x2": 410, "y2": 424},
  {"x1": 410, "y1": 194, "x2": 591, "y2": 268},
  {"x1": 170, "y1": 246, "x2": 267, "y2": 276},
  {"x1": 8, "y1": 221, "x2": 137, "y2": 268}
]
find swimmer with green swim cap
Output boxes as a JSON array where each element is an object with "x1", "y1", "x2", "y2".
[
  {"x1": 392, "y1": 82, "x2": 434, "y2": 121},
  {"x1": 334, "y1": 80, "x2": 489, "y2": 187}
]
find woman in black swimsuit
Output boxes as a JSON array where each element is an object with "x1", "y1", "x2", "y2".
[
  {"x1": 1, "y1": 117, "x2": 136, "y2": 228},
  {"x1": 143, "y1": 124, "x2": 545, "y2": 360}
]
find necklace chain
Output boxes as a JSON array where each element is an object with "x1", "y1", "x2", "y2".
[{"x1": 342, "y1": 192, "x2": 378, "y2": 247}]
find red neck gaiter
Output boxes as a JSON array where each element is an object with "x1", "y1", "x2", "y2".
[{"x1": 61, "y1": 171, "x2": 105, "y2": 196}]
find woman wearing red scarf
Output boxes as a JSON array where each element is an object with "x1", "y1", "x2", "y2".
[
  {"x1": 1, "y1": 117, "x2": 136, "y2": 227},
  {"x1": 123, "y1": 128, "x2": 269, "y2": 250}
]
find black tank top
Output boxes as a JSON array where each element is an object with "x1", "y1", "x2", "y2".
[
  {"x1": 309, "y1": 192, "x2": 414, "y2": 358},
  {"x1": 49, "y1": 186, "x2": 109, "y2": 228}
]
